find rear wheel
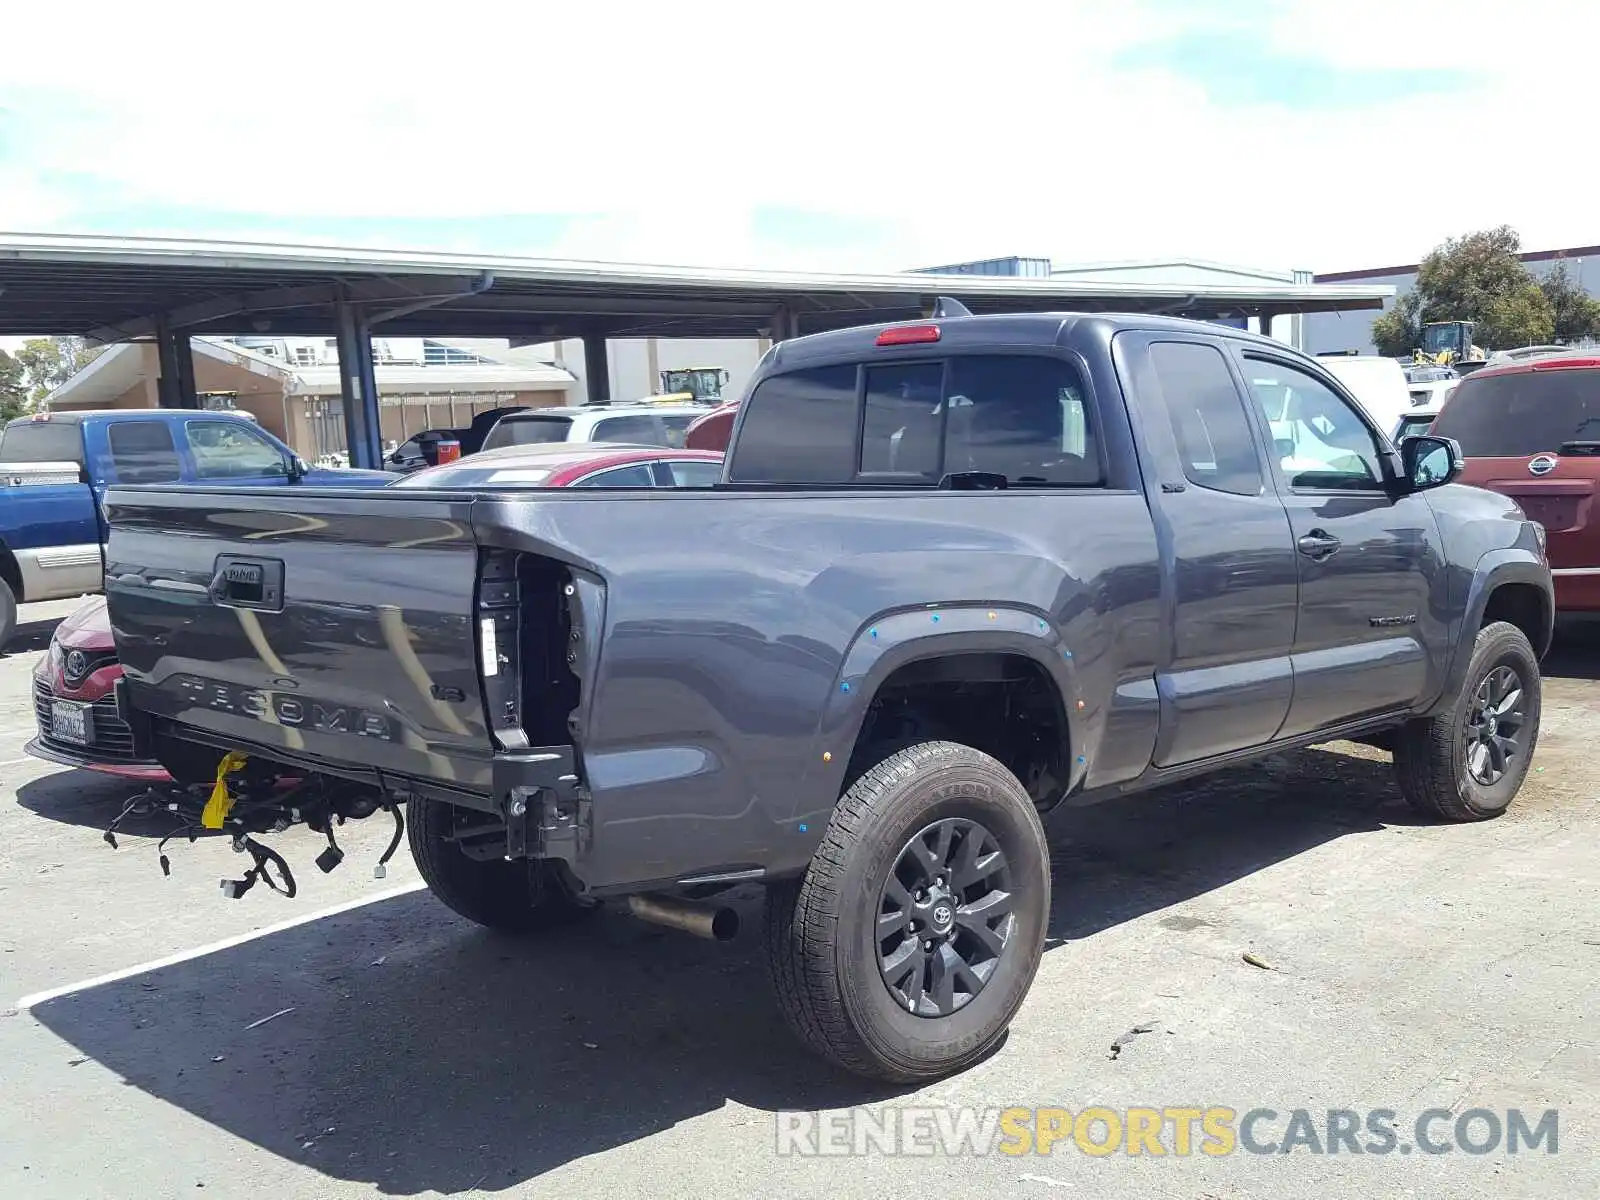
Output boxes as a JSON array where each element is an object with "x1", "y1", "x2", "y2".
[
  {"x1": 765, "y1": 740, "x2": 1050, "y2": 1082},
  {"x1": 0, "y1": 576, "x2": 16, "y2": 652},
  {"x1": 408, "y1": 797, "x2": 594, "y2": 933},
  {"x1": 1393, "y1": 620, "x2": 1541, "y2": 821}
]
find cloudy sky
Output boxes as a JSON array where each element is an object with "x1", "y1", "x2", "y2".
[{"x1": 0, "y1": 0, "x2": 1587, "y2": 284}]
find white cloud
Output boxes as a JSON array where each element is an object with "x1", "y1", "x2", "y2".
[{"x1": 0, "y1": 0, "x2": 1591, "y2": 272}]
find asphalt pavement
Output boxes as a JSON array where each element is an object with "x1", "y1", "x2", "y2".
[{"x1": 2, "y1": 597, "x2": 1596, "y2": 1199}]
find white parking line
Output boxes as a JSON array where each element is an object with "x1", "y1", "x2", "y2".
[{"x1": 14, "y1": 880, "x2": 426, "y2": 1012}]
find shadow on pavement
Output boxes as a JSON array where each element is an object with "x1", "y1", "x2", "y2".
[
  {"x1": 1543, "y1": 617, "x2": 1600, "y2": 682},
  {"x1": 15, "y1": 769, "x2": 181, "y2": 839},
  {"x1": 2, "y1": 615, "x2": 65, "y2": 657},
  {"x1": 29, "y1": 743, "x2": 1417, "y2": 1193}
]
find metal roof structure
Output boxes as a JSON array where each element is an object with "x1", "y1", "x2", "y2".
[{"x1": 0, "y1": 232, "x2": 1394, "y2": 343}]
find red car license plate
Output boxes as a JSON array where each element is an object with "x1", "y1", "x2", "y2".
[{"x1": 51, "y1": 699, "x2": 92, "y2": 745}]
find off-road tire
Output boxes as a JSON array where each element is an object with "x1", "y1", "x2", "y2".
[
  {"x1": 408, "y1": 797, "x2": 594, "y2": 933},
  {"x1": 765, "y1": 740, "x2": 1050, "y2": 1082},
  {"x1": 1394, "y1": 620, "x2": 1541, "y2": 821},
  {"x1": 0, "y1": 576, "x2": 16, "y2": 653}
]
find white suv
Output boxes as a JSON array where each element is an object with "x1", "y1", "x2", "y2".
[{"x1": 481, "y1": 403, "x2": 711, "y2": 451}]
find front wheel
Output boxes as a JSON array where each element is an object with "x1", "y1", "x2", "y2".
[
  {"x1": 765, "y1": 740, "x2": 1050, "y2": 1082},
  {"x1": 408, "y1": 797, "x2": 594, "y2": 933},
  {"x1": 1393, "y1": 620, "x2": 1542, "y2": 821}
]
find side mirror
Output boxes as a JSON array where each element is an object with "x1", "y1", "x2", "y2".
[
  {"x1": 288, "y1": 456, "x2": 309, "y2": 480},
  {"x1": 1401, "y1": 434, "x2": 1462, "y2": 492}
]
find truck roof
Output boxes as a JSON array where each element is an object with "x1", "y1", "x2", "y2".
[
  {"x1": 5, "y1": 408, "x2": 258, "y2": 428},
  {"x1": 763, "y1": 311, "x2": 1296, "y2": 371}
]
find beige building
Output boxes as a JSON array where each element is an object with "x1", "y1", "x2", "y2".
[{"x1": 47, "y1": 335, "x2": 577, "y2": 458}]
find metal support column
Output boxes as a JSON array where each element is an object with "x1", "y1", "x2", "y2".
[
  {"x1": 334, "y1": 294, "x2": 384, "y2": 470},
  {"x1": 173, "y1": 331, "x2": 198, "y2": 409},
  {"x1": 1257, "y1": 308, "x2": 1280, "y2": 342},
  {"x1": 771, "y1": 306, "x2": 801, "y2": 342},
  {"x1": 153, "y1": 318, "x2": 197, "y2": 409},
  {"x1": 582, "y1": 333, "x2": 611, "y2": 405}
]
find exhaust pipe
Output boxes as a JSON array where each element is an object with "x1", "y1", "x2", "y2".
[{"x1": 627, "y1": 893, "x2": 740, "y2": 942}]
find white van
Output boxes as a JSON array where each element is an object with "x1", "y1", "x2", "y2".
[{"x1": 1314, "y1": 354, "x2": 1413, "y2": 440}]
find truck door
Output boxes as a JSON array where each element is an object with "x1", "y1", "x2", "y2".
[
  {"x1": 1233, "y1": 351, "x2": 1447, "y2": 737},
  {"x1": 179, "y1": 417, "x2": 297, "y2": 486},
  {"x1": 1116, "y1": 333, "x2": 1298, "y2": 765}
]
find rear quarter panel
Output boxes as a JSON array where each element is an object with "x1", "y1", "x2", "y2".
[{"x1": 472, "y1": 488, "x2": 1160, "y2": 888}]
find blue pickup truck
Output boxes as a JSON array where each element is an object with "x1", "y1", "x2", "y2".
[{"x1": 0, "y1": 408, "x2": 390, "y2": 646}]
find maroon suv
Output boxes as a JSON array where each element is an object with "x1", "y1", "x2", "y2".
[{"x1": 1433, "y1": 352, "x2": 1600, "y2": 611}]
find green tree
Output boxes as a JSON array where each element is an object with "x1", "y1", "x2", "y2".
[
  {"x1": 1372, "y1": 295, "x2": 1421, "y2": 358},
  {"x1": 1372, "y1": 225, "x2": 1556, "y2": 356},
  {"x1": 0, "y1": 349, "x2": 27, "y2": 421},
  {"x1": 1538, "y1": 257, "x2": 1600, "y2": 343},
  {"x1": 13, "y1": 336, "x2": 104, "y2": 406}
]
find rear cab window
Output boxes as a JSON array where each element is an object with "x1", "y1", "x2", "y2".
[
  {"x1": 729, "y1": 355, "x2": 1100, "y2": 487},
  {"x1": 0, "y1": 420, "x2": 86, "y2": 465},
  {"x1": 1433, "y1": 366, "x2": 1600, "y2": 457}
]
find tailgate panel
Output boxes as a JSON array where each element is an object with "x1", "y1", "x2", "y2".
[{"x1": 104, "y1": 486, "x2": 492, "y2": 788}]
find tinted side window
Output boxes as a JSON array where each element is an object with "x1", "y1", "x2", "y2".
[
  {"x1": 108, "y1": 420, "x2": 181, "y2": 484},
  {"x1": 0, "y1": 421, "x2": 85, "y2": 465},
  {"x1": 1242, "y1": 358, "x2": 1384, "y2": 490},
  {"x1": 570, "y1": 464, "x2": 657, "y2": 487},
  {"x1": 1147, "y1": 342, "x2": 1261, "y2": 496},
  {"x1": 728, "y1": 366, "x2": 858, "y2": 483},
  {"x1": 592, "y1": 415, "x2": 664, "y2": 445},
  {"x1": 944, "y1": 355, "x2": 1100, "y2": 486},
  {"x1": 667, "y1": 460, "x2": 722, "y2": 487},
  {"x1": 860, "y1": 362, "x2": 943, "y2": 481}
]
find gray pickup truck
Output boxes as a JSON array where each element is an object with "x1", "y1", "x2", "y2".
[{"x1": 102, "y1": 311, "x2": 1552, "y2": 1082}]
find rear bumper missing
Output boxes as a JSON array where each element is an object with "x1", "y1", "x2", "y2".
[
  {"x1": 496, "y1": 749, "x2": 589, "y2": 866},
  {"x1": 141, "y1": 720, "x2": 590, "y2": 866}
]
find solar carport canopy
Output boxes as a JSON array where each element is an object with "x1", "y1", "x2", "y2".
[{"x1": 0, "y1": 233, "x2": 1392, "y2": 343}]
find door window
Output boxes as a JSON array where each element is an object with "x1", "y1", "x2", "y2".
[
  {"x1": 1147, "y1": 342, "x2": 1262, "y2": 496},
  {"x1": 186, "y1": 420, "x2": 289, "y2": 479},
  {"x1": 1242, "y1": 358, "x2": 1386, "y2": 490},
  {"x1": 570, "y1": 463, "x2": 659, "y2": 487},
  {"x1": 665, "y1": 460, "x2": 722, "y2": 487},
  {"x1": 108, "y1": 420, "x2": 181, "y2": 484}
]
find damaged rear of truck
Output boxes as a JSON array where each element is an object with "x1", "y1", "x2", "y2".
[
  {"x1": 103, "y1": 472, "x2": 1101, "y2": 1082},
  {"x1": 102, "y1": 310, "x2": 1552, "y2": 1083}
]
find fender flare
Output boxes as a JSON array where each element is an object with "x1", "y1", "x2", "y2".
[
  {"x1": 1427, "y1": 551, "x2": 1552, "y2": 717},
  {"x1": 798, "y1": 603, "x2": 1085, "y2": 813}
]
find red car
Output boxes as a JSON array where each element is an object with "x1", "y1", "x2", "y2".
[
  {"x1": 1431, "y1": 352, "x2": 1600, "y2": 611},
  {"x1": 27, "y1": 443, "x2": 725, "y2": 781},
  {"x1": 29, "y1": 596, "x2": 171, "y2": 782},
  {"x1": 392, "y1": 441, "x2": 725, "y2": 489}
]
